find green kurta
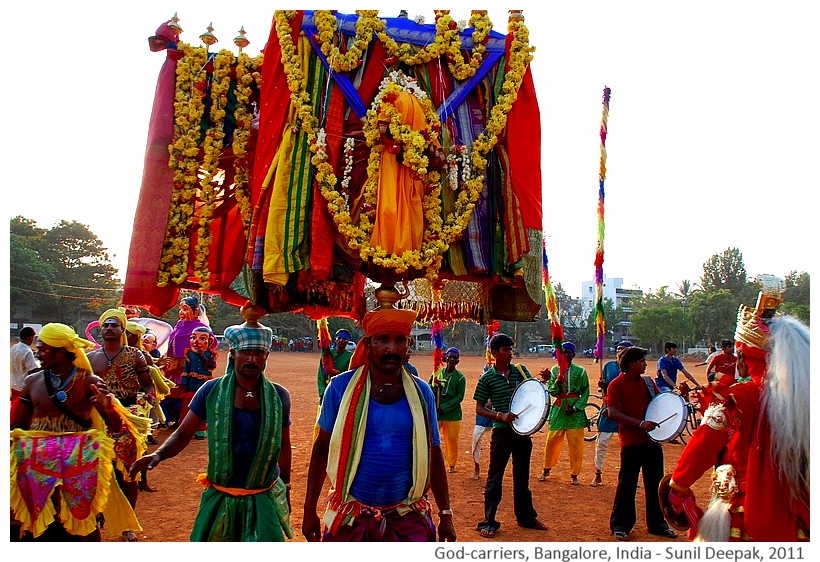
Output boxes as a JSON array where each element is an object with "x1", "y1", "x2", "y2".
[
  {"x1": 547, "y1": 363, "x2": 590, "y2": 430},
  {"x1": 428, "y1": 368, "x2": 467, "y2": 421},
  {"x1": 317, "y1": 347, "x2": 353, "y2": 401}
]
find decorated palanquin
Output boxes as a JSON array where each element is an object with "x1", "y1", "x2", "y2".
[{"x1": 123, "y1": 10, "x2": 544, "y2": 324}]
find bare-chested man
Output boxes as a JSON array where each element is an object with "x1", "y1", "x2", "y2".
[{"x1": 87, "y1": 308, "x2": 154, "y2": 541}]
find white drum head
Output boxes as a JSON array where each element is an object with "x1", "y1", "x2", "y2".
[
  {"x1": 645, "y1": 392, "x2": 687, "y2": 443},
  {"x1": 509, "y1": 379, "x2": 550, "y2": 436}
]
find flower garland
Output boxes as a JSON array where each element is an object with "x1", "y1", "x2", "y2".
[
  {"x1": 232, "y1": 51, "x2": 255, "y2": 233},
  {"x1": 313, "y1": 10, "x2": 491, "y2": 82},
  {"x1": 192, "y1": 48, "x2": 232, "y2": 290},
  {"x1": 274, "y1": 10, "x2": 533, "y2": 281},
  {"x1": 315, "y1": 10, "x2": 381, "y2": 72},
  {"x1": 159, "y1": 41, "x2": 208, "y2": 287},
  {"x1": 446, "y1": 11, "x2": 492, "y2": 81}
]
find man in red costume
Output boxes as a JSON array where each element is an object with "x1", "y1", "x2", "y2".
[{"x1": 663, "y1": 275, "x2": 809, "y2": 541}]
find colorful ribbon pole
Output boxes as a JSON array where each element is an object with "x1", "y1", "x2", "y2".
[
  {"x1": 431, "y1": 320, "x2": 445, "y2": 375},
  {"x1": 542, "y1": 243, "x2": 568, "y2": 376},
  {"x1": 593, "y1": 87, "x2": 611, "y2": 365}
]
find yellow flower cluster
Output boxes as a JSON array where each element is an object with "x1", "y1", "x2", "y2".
[
  {"x1": 446, "y1": 11, "x2": 492, "y2": 81},
  {"x1": 232, "y1": 51, "x2": 258, "y2": 234},
  {"x1": 159, "y1": 42, "x2": 208, "y2": 287},
  {"x1": 274, "y1": 10, "x2": 533, "y2": 282},
  {"x1": 158, "y1": 41, "x2": 264, "y2": 289},
  {"x1": 192, "y1": 48, "x2": 233, "y2": 290},
  {"x1": 314, "y1": 10, "x2": 490, "y2": 81}
]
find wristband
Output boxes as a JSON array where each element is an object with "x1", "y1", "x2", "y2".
[{"x1": 439, "y1": 508, "x2": 454, "y2": 516}]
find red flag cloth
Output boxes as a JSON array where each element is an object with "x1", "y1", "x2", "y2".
[
  {"x1": 122, "y1": 31, "x2": 183, "y2": 316},
  {"x1": 505, "y1": 66, "x2": 541, "y2": 231}
]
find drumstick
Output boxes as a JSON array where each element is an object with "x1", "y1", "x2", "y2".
[
  {"x1": 652, "y1": 412, "x2": 678, "y2": 426},
  {"x1": 515, "y1": 403, "x2": 534, "y2": 417}
]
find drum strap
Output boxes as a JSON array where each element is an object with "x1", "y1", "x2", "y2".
[
  {"x1": 514, "y1": 364, "x2": 531, "y2": 380},
  {"x1": 642, "y1": 376, "x2": 658, "y2": 400}
]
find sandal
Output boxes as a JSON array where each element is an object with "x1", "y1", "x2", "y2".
[
  {"x1": 613, "y1": 530, "x2": 629, "y2": 541},
  {"x1": 478, "y1": 527, "x2": 496, "y2": 538}
]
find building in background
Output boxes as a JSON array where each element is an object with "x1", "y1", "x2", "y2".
[{"x1": 580, "y1": 276, "x2": 642, "y2": 343}]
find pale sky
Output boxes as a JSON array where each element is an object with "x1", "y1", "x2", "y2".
[{"x1": 3, "y1": 1, "x2": 817, "y2": 300}]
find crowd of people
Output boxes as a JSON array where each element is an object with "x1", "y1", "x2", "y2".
[{"x1": 9, "y1": 276, "x2": 810, "y2": 543}]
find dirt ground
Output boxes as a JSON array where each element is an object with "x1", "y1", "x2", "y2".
[{"x1": 104, "y1": 352, "x2": 713, "y2": 543}]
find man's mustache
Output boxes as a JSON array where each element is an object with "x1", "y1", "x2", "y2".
[{"x1": 381, "y1": 354, "x2": 404, "y2": 362}]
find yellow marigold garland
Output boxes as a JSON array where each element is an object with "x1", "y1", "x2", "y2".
[
  {"x1": 159, "y1": 42, "x2": 208, "y2": 287},
  {"x1": 274, "y1": 10, "x2": 533, "y2": 281},
  {"x1": 446, "y1": 11, "x2": 492, "y2": 81},
  {"x1": 192, "y1": 48, "x2": 232, "y2": 290},
  {"x1": 232, "y1": 51, "x2": 255, "y2": 234}
]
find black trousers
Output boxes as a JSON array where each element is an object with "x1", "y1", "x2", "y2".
[
  {"x1": 609, "y1": 440, "x2": 668, "y2": 533},
  {"x1": 478, "y1": 426, "x2": 538, "y2": 530}
]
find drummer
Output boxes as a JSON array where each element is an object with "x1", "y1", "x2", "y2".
[
  {"x1": 474, "y1": 333, "x2": 549, "y2": 538},
  {"x1": 605, "y1": 346, "x2": 678, "y2": 541}
]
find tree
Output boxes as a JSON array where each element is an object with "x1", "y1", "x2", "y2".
[
  {"x1": 630, "y1": 305, "x2": 687, "y2": 355},
  {"x1": 9, "y1": 217, "x2": 121, "y2": 326},
  {"x1": 781, "y1": 271, "x2": 810, "y2": 324},
  {"x1": 687, "y1": 289, "x2": 739, "y2": 346},
  {"x1": 9, "y1": 233, "x2": 56, "y2": 316},
  {"x1": 701, "y1": 247, "x2": 747, "y2": 295}
]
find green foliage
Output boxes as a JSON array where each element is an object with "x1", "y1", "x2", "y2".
[
  {"x1": 701, "y1": 247, "x2": 747, "y2": 295},
  {"x1": 687, "y1": 290, "x2": 739, "y2": 345},
  {"x1": 631, "y1": 305, "x2": 688, "y2": 354},
  {"x1": 10, "y1": 216, "x2": 121, "y2": 325}
]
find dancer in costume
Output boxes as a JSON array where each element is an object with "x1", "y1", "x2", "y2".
[
  {"x1": 662, "y1": 276, "x2": 809, "y2": 541},
  {"x1": 10, "y1": 323, "x2": 141, "y2": 541},
  {"x1": 301, "y1": 305, "x2": 457, "y2": 542},
  {"x1": 130, "y1": 320, "x2": 293, "y2": 542},
  {"x1": 538, "y1": 342, "x2": 590, "y2": 486},
  {"x1": 182, "y1": 326, "x2": 218, "y2": 439},
  {"x1": 474, "y1": 333, "x2": 549, "y2": 538},
  {"x1": 590, "y1": 341, "x2": 632, "y2": 487},
  {"x1": 161, "y1": 296, "x2": 213, "y2": 427},
  {"x1": 428, "y1": 347, "x2": 467, "y2": 473},
  {"x1": 87, "y1": 308, "x2": 154, "y2": 541}
]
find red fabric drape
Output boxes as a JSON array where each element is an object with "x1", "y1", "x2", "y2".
[
  {"x1": 122, "y1": 44, "x2": 182, "y2": 316},
  {"x1": 505, "y1": 66, "x2": 542, "y2": 231}
]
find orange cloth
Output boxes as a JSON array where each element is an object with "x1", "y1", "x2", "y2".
[
  {"x1": 370, "y1": 91, "x2": 429, "y2": 255},
  {"x1": 349, "y1": 308, "x2": 418, "y2": 369}
]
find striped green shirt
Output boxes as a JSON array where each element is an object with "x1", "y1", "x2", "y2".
[{"x1": 473, "y1": 363, "x2": 532, "y2": 429}]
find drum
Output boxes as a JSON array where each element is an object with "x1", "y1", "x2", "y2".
[
  {"x1": 644, "y1": 392, "x2": 687, "y2": 443},
  {"x1": 508, "y1": 379, "x2": 551, "y2": 435}
]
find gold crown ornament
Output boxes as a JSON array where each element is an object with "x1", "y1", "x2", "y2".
[{"x1": 734, "y1": 274, "x2": 786, "y2": 349}]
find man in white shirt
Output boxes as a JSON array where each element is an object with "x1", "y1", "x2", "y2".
[{"x1": 10, "y1": 327, "x2": 39, "y2": 399}]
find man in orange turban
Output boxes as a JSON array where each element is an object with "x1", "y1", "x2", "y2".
[{"x1": 302, "y1": 306, "x2": 457, "y2": 542}]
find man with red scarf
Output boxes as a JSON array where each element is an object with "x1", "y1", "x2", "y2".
[{"x1": 663, "y1": 275, "x2": 810, "y2": 541}]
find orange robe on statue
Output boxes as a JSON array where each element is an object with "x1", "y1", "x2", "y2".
[{"x1": 370, "y1": 91, "x2": 432, "y2": 255}]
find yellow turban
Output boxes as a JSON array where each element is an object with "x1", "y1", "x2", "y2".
[
  {"x1": 38, "y1": 323, "x2": 96, "y2": 373},
  {"x1": 99, "y1": 309, "x2": 128, "y2": 345},
  {"x1": 126, "y1": 321, "x2": 146, "y2": 350},
  {"x1": 350, "y1": 308, "x2": 417, "y2": 369}
]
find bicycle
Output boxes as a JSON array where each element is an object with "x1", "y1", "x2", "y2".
[
  {"x1": 675, "y1": 382, "x2": 704, "y2": 445},
  {"x1": 584, "y1": 394, "x2": 602, "y2": 442}
]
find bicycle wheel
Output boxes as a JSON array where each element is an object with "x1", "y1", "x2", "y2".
[{"x1": 584, "y1": 402, "x2": 601, "y2": 442}]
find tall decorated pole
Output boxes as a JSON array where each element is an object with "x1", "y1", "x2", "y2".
[
  {"x1": 593, "y1": 87, "x2": 611, "y2": 373},
  {"x1": 542, "y1": 243, "x2": 568, "y2": 376}
]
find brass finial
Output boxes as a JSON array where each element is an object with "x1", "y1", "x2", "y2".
[
  {"x1": 234, "y1": 26, "x2": 250, "y2": 53},
  {"x1": 373, "y1": 282, "x2": 411, "y2": 310},
  {"x1": 508, "y1": 10, "x2": 525, "y2": 23},
  {"x1": 240, "y1": 301, "x2": 267, "y2": 328},
  {"x1": 200, "y1": 22, "x2": 218, "y2": 48},
  {"x1": 168, "y1": 12, "x2": 183, "y2": 35}
]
